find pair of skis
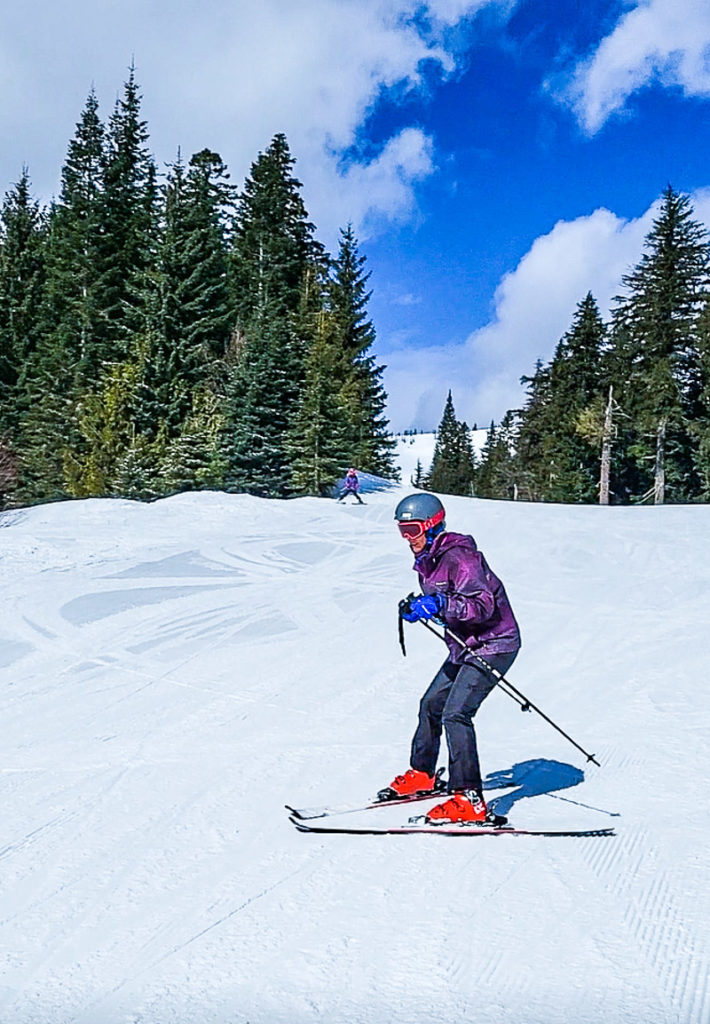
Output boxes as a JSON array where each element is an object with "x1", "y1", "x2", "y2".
[{"x1": 286, "y1": 789, "x2": 616, "y2": 838}]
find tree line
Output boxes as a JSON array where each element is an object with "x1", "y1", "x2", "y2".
[
  {"x1": 421, "y1": 186, "x2": 710, "y2": 505},
  {"x1": 0, "y1": 69, "x2": 397, "y2": 509}
]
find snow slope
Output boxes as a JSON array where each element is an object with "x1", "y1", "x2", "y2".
[
  {"x1": 394, "y1": 429, "x2": 488, "y2": 486},
  {"x1": 1, "y1": 488, "x2": 709, "y2": 1024}
]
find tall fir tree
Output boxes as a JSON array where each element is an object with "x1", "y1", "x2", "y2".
[
  {"x1": 476, "y1": 414, "x2": 519, "y2": 500},
  {"x1": 608, "y1": 186, "x2": 710, "y2": 502},
  {"x1": 224, "y1": 134, "x2": 317, "y2": 495},
  {"x1": 289, "y1": 310, "x2": 351, "y2": 495},
  {"x1": 0, "y1": 169, "x2": 46, "y2": 433},
  {"x1": 40, "y1": 89, "x2": 106, "y2": 389},
  {"x1": 510, "y1": 359, "x2": 551, "y2": 500},
  {"x1": 692, "y1": 298, "x2": 710, "y2": 498},
  {"x1": 97, "y1": 64, "x2": 157, "y2": 372},
  {"x1": 19, "y1": 91, "x2": 106, "y2": 501},
  {"x1": 426, "y1": 391, "x2": 476, "y2": 495},
  {"x1": 330, "y1": 224, "x2": 397, "y2": 478},
  {"x1": 516, "y1": 293, "x2": 605, "y2": 502},
  {"x1": 136, "y1": 148, "x2": 234, "y2": 446}
]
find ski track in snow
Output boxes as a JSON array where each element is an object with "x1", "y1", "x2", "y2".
[{"x1": 1, "y1": 470, "x2": 709, "y2": 1024}]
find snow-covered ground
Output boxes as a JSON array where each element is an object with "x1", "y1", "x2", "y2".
[{"x1": 1, "y1": 484, "x2": 709, "y2": 1024}]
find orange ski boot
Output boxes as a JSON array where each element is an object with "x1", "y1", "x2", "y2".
[
  {"x1": 425, "y1": 790, "x2": 490, "y2": 824},
  {"x1": 377, "y1": 768, "x2": 437, "y2": 802}
]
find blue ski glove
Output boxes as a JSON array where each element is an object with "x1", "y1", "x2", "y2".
[{"x1": 400, "y1": 592, "x2": 447, "y2": 623}]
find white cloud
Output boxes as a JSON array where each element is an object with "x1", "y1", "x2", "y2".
[
  {"x1": 552, "y1": 0, "x2": 710, "y2": 133},
  {"x1": 0, "y1": 0, "x2": 503, "y2": 241},
  {"x1": 383, "y1": 199, "x2": 666, "y2": 430}
]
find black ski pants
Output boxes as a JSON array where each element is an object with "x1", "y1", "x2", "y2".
[{"x1": 410, "y1": 651, "x2": 518, "y2": 794}]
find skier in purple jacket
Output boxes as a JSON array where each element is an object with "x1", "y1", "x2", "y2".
[
  {"x1": 380, "y1": 492, "x2": 521, "y2": 824},
  {"x1": 337, "y1": 468, "x2": 364, "y2": 504}
]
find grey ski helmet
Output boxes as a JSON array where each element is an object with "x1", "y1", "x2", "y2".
[{"x1": 394, "y1": 493, "x2": 446, "y2": 531}]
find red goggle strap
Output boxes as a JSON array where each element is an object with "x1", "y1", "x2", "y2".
[{"x1": 422, "y1": 509, "x2": 445, "y2": 530}]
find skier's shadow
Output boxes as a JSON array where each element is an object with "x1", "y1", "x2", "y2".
[{"x1": 482, "y1": 758, "x2": 584, "y2": 816}]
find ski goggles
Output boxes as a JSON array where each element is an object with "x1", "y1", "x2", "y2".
[{"x1": 396, "y1": 509, "x2": 445, "y2": 540}]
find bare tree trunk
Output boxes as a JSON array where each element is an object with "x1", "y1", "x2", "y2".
[
  {"x1": 599, "y1": 385, "x2": 614, "y2": 506},
  {"x1": 654, "y1": 416, "x2": 667, "y2": 505}
]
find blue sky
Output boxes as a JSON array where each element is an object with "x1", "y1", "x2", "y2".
[{"x1": 3, "y1": 0, "x2": 710, "y2": 430}]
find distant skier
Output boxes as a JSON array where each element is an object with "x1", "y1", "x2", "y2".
[
  {"x1": 337, "y1": 468, "x2": 364, "y2": 504},
  {"x1": 381, "y1": 493, "x2": 521, "y2": 824}
]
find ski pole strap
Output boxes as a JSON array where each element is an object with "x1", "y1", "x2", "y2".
[
  {"x1": 398, "y1": 609, "x2": 406, "y2": 656},
  {"x1": 398, "y1": 593, "x2": 416, "y2": 657}
]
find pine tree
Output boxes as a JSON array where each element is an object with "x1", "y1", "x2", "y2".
[
  {"x1": 527, "y1": 293, "x2": 605, "y2": 502},
  {"x1": 222, "y1": 318, "x2": 297, "y2": 496},
  {"x1": 159, "y1": 388, "x2": 227, "y2": 494},
  {"x1": 0, "y1": 169, "x2": 46, "y2": 432},
  {"x1": 609, "y1": 186, "x2": 710, "y2": 502},
  {"x1": 510, "y1": 360, "x2": 552, "y2": 501},
  {"x1": 137, "y1": 149, "x2": 234, "y2": 445},
  {"x1": 426, "y1": 391, "x2": 476, "y2": 495},
  {"x1": 0, "y1": 434, "x2": 18, "y2": 508},
  {"x1": 330, "y1": 224, "x2": 397, "y2": 478},
  {"x1": 289, "y1": 311, "x2": 351, "y2": 494},
  {"x1": 476, "y1": 415, "x2": 519, "y2": 499},
  {"x1": 231, "y1": 133, "x2": 315, "y2": 328},
  {"x1": 63, "y1": 361, "x2": 141, "y2": 496},
  {"x1": 17, "y1": 93, "x2": 107, "y2": 502},
  {"x1": 97, "y1": 65, "x2": 157, "y2": 371},
  {"x1": 173, "y1": 149, "x2": 234, "y2": 363},
  {"x1": 224, "y1": 134, "x2": 317, "y2": 495},
  {"x1": 693, "y1": 299, "x2": 710, "y2": 498},
  {"x1": 40, "y1": 89, "x2": 105, "y2": 390}
]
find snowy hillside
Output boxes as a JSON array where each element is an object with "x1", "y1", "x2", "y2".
[
  {"x1": 1, "y1": 489, "x2": 709, "y2": 1024},
  {"x1": 394, "y1": 429, "x2": 488, "y2": 486}
]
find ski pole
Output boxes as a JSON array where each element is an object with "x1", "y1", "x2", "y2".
[{"x1": 405, "y1": 612, "x2": 600, "y2": 768}]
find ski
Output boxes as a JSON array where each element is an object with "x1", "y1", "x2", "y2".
[
  {"x1": 289, "y1": 817, "x2": 616, "y2": 838},
  {"x1": 286, "y1": 770, "x2": 447, "y2": 820}
]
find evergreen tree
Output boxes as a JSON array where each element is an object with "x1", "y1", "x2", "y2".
[
  {"x1": 516, "y1": 293, "x2": 605, "y2": 502},
  {"x1": 18, "y1": 92, "x2": 107, "y2": 502},
  {"x1": 224, "y1": 134, "x2": 317, "y2": 495},
  {"x1": 330, "y1": 224, "x2": 397, "y2": 478},
  {"x1": 137, "y1": 149, "x2": 234, "y2": 445},
  {"x1": 159, "y1": 388, "x2": 227, "y2": 493},
  {"x1": 289, "y1": 311, "x2": 351, "y2": 495},
  {"x1": 426, "y1": 391, "x2": 476, "y2": 495},
  {"x1": 173, "y1": 149, "x2": 234, "y2": 363},
  {"x1": 511, "y1": 360, "x2": 551, "y2": 500},
  {"x1": 112, "y1": 432, "x2": 165, "y2": 501},
  {"x1": 609, "y1": 186, "x2": 710, "y2": 502},
  {"x1": 40, "y1": 89, "x2": 105, "y2": 391},
  {"x1": 476, "y1": 415, "x2": 519, "y2": 499},
  {"x1": 63, "y1": 361, "x2": 141, "y2": 496},
  {"x1": 97, "y1": 65, "x2": 157, "y2": 370},
  {"x1": 0, "y1": 169, "x2": 46, "y2": 432},
  {"x1": 693, "y1": 299, "x2": 710, "y2": 498},
  {"x1": 222, "y1": 318, "x2": 297, "y2": 496},
  {"x1": 230, "y1": 133, "x2": 315, "y2": 328},
  {"x1": 0, "y1": 433, "x2": 18, "y2": 508}
]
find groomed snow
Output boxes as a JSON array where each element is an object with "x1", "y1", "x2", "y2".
[{"x1": 1, "y1": 482, "x2": 708, "y2": 1023}]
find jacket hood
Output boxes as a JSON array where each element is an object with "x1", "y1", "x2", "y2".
[{"x1": 430, "y1": 531, "x2": 478, "y2": 556}]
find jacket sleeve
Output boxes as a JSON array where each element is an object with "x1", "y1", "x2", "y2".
[{"x1": 443, "y1": 550, "x2": 496, "y2": 624}]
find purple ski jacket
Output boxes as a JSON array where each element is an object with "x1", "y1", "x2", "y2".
[{"x1": 413, "y1": 531, "x2": 521, "y2": 663}]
